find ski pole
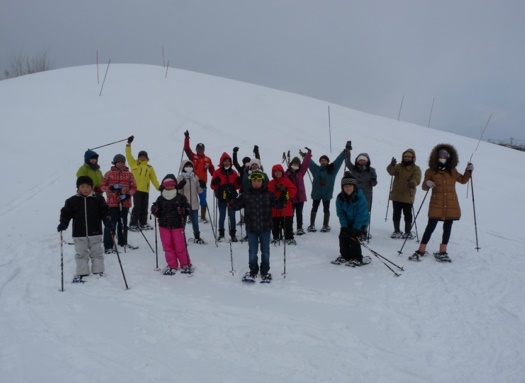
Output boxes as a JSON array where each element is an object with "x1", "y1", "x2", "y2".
[
  {"x1": 411, "y1": 205, "x2": 420, "y2": 242},
  {"x1": 397, "y1": 190, "x2": 429, "y2": 255},
  {"x1": 226, "y1": 204, "x2": 236, "y2": 276},
  {"x1": 282, "y1": 216, "x2": 287, "y2": 279},
  {"x1": 470, "y1": 175, "x2": 481, "y2": 251},
  {"x1": 111, "y1": 232, "x2": 130, "y2": 290},
  {"x1": 206, "y1": 203, "x2": 219, "y2": 247},
  {"x1": 360, "y1": 241, "x2": 404, "y2": 271},
  {"x1": 385, "y1": 175, "x2": 394, "y2": 222},
  {"x1": 152, "y1": 214, "x2": 160, "y2": 271},
  {"x1": 60, "y1": 231, "x2": 64, "y2": 292},
  {"x1": 89, "y1": 137, "x2": 129, "y2": 151},
  {"x1": 181, "y1": 222, "x2": 195, "y2": 277},
  {"x1": 356, "y1": 239, "x2": 403, "y2": 277},
  {"x1": 137, "y1": 225, "x2": 155, "y2": 253}
]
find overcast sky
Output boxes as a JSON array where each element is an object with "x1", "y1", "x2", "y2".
[{"x1": 2, "y1": 0, "x2": 524, "y2": 142}]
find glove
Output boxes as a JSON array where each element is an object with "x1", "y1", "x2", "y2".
[
  {"x1": 275, "y1": 183, "x2": 287, "y2": 191},
  {"x1": 407, "y1": 181, "x2": 415, "y2": 188},
  {"x1": 466, "y1": 163, "x2": 474, "y2": 172},
  {"x1": 211, "y1": 177, "x2": 221, "y2": 186},
  {"x1": 390, "y1": 157, "x2": 397, "y2": 167},
  {"x1": 426, "y1": 180, "x2": 436, "y2": 189},
  {"x1": 110, "y1": 184, "x2": 122, "y2": 191},
  {"x1": 198, "y1": 179, "x2": 206, "y2": 188},
  {"x1": 119, "y1": 194, "x2": 130, "y2": 201},
  {"x1": 233, "y1": 147, "x2": 239, "y2": 153},
  {"x1": 151, "y1": 203, "x2": 159, "y2": 216},
  {"x1": 127, "y1": 135, "x2": 134, "y2": 144},
  {"x1": 104, "y1": 220, "x2": 115, "y2": 231},
  {"x1": 57, "y1": 223, "x2": 68, "y2": 232},
  {"x1": 184, "y1": 130, "x2": 189, "y2": 138},
  {"x1": 305, "y1": 147, "x2": 311, "y2": 153},
  {"x1": 177, "y1": 179, "x2": 187, "y2": 189},
  {"x1": 299, "y1": 150, "x2": 306, "y2": 158},
  {"x1": 253, "y1": 145, "x2": 260, "y2": 156},
  {"x1": 345, "y1": 141, "x2": 352, "y2": 150}
]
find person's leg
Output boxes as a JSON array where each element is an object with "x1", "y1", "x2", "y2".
[
  {"x1": 417, "y1": 219, "x2": 439, "y2": 252},
  {"x1": 119, "y1": 207, "x2": 129, "y2": 246},
  {"x1": 159, "y1": 227, "x2": 178, "y2": 269},
  {"x1": 130, "y1": 193, "x2": 140, "y2": 227},
  {"x1": 440, "y1": 220, "x2": 454, "y2": 253},
  {"x1": 247, "y1": 231, "x2": 259, "y2": 275},
  {"x1": 88, "y1": 235, "x2": 105, "y2": 274},
  {"x1": 198, "y1": 187, "x2": 207, "y2": 221},
  {"x1": 74, "y1": 237, "x2": 90, "y2": 276},
  {"x1": 259, "y1": 230, "x2": 271, "y2": 276},
  {"x1": 295, "y1": 202, "x2": 304, "y2": 230},
  {"x1": 403, "y1": 202, "x2": 413, "y2": 233},
  {"x1": 284, "y1": 215, "x2": 294, "y2": 240},
  {"x1": 104, "y1": 207, "x2": 119, "y2": 249},
  {"x1": 392, "y1": 201, "x2": 402, "y2": 233},
  {"x1": 190, "y1": 209, "x2": 200, "y2": 234},
  {"x1": 139, "y1": 191, "x2": 150, "y2": 226},
  {"x1": 172, "y1": 228, "x2": 190, "y2": 268}
]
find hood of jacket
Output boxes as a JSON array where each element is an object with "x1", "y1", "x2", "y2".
[
  {"x1": 179, "y1": 159, "x2": 194, "y2": 174},
  {"x1": 428, "y1": 143, "x2": 459, "y2": 172},
  {"x1": 271, "y1": 164, "x2": 285, "y2": 178},
  {"x1": 402, "y1": 148, "x2": 417, "y2": 163},
  {"x1": 84, "y1": 149, "x2": 99, "y2": 164},
  {"x1": 354, "y1": 152, "x2": 371, "y2": 168},
  {"x1": 219, "y1": 152, "x2": 232, "y2": 168}
]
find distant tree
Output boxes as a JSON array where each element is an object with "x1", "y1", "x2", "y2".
[{"x1": 2, "y1": 50, "x2": 53, "y2": 79}]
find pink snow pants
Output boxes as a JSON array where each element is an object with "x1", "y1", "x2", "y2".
[{"x1": 159, "y1": 227, "x2": 189, "y2": 269}]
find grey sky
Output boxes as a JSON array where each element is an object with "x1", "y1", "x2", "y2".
[{"x1": 2, "y1": 0, "x2": 524, "y2": 142}]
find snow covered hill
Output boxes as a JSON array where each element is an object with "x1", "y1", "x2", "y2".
[{"x1": 1, "y1": 64, "x2": 524, "y2": 383}]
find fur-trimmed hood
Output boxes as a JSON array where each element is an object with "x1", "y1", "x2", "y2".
[
  {"x1": 428, "y1": 143, "x2": 459, "y2": 172},
  {"x1": 354, "y1": 152, "x2": 371, "y2": 168}
]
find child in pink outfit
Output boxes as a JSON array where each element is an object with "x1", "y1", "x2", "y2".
[{"x1": 151, "y1": 174, "x2": 192, "y2": 275}]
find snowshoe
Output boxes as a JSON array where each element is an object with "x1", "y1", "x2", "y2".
[
  {"x1": 331, "y1": 256, "x2": 348, "y2": 265},
  {"x1": 390, "y1": 231, "x2": 403, "y2": 239},
  {"x1": 128, "y1": 225, "x2": 140, "y2": 232},
  {"x1": 122, "y1": 243, "x2": 139, "y2": 250},
  {"x1": 286, "y1": 239, "x2": 297, "y2": 245},
  {"x1": 140, "y1": 224, "x2": 153, "y2": 231},
  {"x1": 346, "y1": 256, "x2": 372, "y2": 267},
  {"x1": 230, "y1": 236, "x2": 238, "y2": 243},
  {"x1": 307, "y1": 225, "x2": 317, "y2": 233},
  {"x1": 434, "y1": 252, "x2": 452, "y2": 262},
  {"x1": 408, "y1": 250, "x2": 427, "y2": 262},
  {"x1": 180, "y1": 265, "x2": 195, "y2": 274},
  {"x1": 162, "y1": 267, "x2": 177, "y2": 275},
  {"x1": 193, "y1": 238, "x2": 206, "y2": 245},
  {"x1": 296, "y1": 228, "x2": 305, "y2": 236},
  {"x1": 260, "y1": 273, "x2": 272, "y2": 284},
  {"x1": 242, "y1": 272, "x2": 257, "y2": 283},
  {"x1": 320, "y1": 225, "x2": 331, "y2": 233},
  {"x1": 104, "y1": 248, "x2": 116, "y2": 254},
  {"x1": 200, "y1": 218, "x2": 209, "y2": 224},
  {"x1": 72, "y1": 275, "x2": 86, "y2": 283},
  {"x1": 271, "y1": 238, "x2": 280, "y2": 246},
  {"x1": 403, "y1": 231, "x2": 416, "y2": 240}
]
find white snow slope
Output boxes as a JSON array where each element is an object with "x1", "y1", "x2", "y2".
[{"x1": 1, "y1": 64, "x2": 524, "y2": 383}]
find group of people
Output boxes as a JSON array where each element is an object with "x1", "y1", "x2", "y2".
[{"x1": 58, "y1": 131, "x2": 474, "y2": 283}]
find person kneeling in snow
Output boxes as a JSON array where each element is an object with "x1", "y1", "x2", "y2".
[{"x1": 332, "y1": 173, "x2": 370, "y2": 267}]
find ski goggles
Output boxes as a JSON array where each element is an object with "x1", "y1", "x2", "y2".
[{"x1": 248, "y1": 172, "x2": 265, "y2": 181}]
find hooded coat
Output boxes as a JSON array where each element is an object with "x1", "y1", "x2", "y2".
[
  {"x1": 210, "y1": 152, "x2": 241, "y2": 202},
  {"x1": 422, "y1": 144, "x2": 471, "y2": 220},
  {"x1": 309, "y1": 149, "x2": 346, "y2": 200},
  {"x1": 386, "y1": 148, "x2": 422, "y2": 204},
  {"x1": 336, "y1": 186, "x2": 370, "y2": 231},
  {"x1": 76, "y1": 150, "x2": 103, "y2": 190},
  {"x1": 101, "y1": 165, "x2": 137, "y2": 208},
  {"x1": 344, "y1": 152, "x2": 377, "y2": 210},
  {"x1": 267, "y1": 164, "x2": 297, "y2": 217},
  {"x1": 153, "y1": 174, "x2": 191, "y2": 229},
  {"x1": 125, "y1": 145, "x2": 160, "y2": 193},
  {"x1": 285, "y1": 150, "x2": 312, "y2": 204},
  {"x1": 177, "y1": 160, "x2": 204, "y2": 210}
]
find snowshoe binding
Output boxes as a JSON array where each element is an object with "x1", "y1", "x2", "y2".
[
  {"x1": 345, "y1": 256, "x2": 372, "y2": 267},
  {"x1": 408, "y1": 250, "x2": 428, "y2": 262},
  {"x1": 242, "y1": 272, "x2": 257, "y2": 283},
  {"x1": 434, "y1": 252, "x2": 452, "y2": 262},
  {"x1": 260, "y1": 273, "x2": 272, "y2": 284},
  {"x1": 72, "y1": 275, "x2": 86, "y2": 283},
  {"x1": 162, "y1": 267, "x2": 177, "y2": 276}
]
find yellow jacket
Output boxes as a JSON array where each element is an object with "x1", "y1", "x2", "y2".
[{"x1": 125, "y1": 145, "x2": 160, "y2": 193}]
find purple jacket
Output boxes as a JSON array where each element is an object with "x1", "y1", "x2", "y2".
[{"x1": 285, "y1": 150, "x2": 312, "y2": 204}]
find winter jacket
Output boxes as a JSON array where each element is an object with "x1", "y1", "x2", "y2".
[
  {"x1": 422, "y1": 144, "x2": 471, "y2": 220},
  {"x1": 336, "y1": 187, "x2": 370, "y2": 231},
  {"x1": 210, "y1": 153, "x2": 242, "y2": 202},
  {"x1": 344, "y1": 152, "x2": 377, "y2": 209},
  {"x1": 125, "y1": 145, "x2": 160, "y2": 193},
  {"x1": 59, "y1": 192, "x2": 110, "y2": 237},
  {"x1": 268, "y1": 164, "x2": 297, "y2": 217},
  {"x1": 309, "y1": 149, "x2": 346, "y2": 200},
  {"x1": 184, "y1": 137, "x2": 215, "y2": 183},
  {"x1": 177, "y1": 160, "x2": 204, "y2": 210},
  {"x1": 101, "y1": 165, "x2": 137, "y2": 208},
  {"x1": 229, "y1": 185, "x2": 285, "y2": 232},
  {"x1": 285, "y1": 150, "x2": 311, "y2": 204},
  {"x1": 153, "y1": 191, "x2": 191, "y2": 229},
  {"x1": 76, "y1": 150, "x2": 103, "y2": 191},
  {"x1": 386, "y1": 148, "x2": 421, "y2": 204}
]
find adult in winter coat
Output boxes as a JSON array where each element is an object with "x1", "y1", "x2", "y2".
[
  {"x1": 344, "y1": 152, "x2": 377, "y2": 211},
  {"x1": 307, "y1": 147, "x2": 348, "y2": 233},
  {"x1": 151, "y1": 175, "x2": 192, "y2": 275},
  {"x1": 125, "y1": 136, "x2": 160, "y2": 231},
  {"x1": 76, "y1": 150, "x2": 103, "y2": 194},
  {"x1": 386, "y1": 148, "x2": 422, "y2": 239},
  {"x1": 184, "y1": 130, "x2": 215, "y2": 222},
  {"x1": 101, "y1": 154, "x2": 138, "y2": 253},
  {"x1": 332, "y1": 174, "x2": 370, "y2": 266},
  {"x1": 410, "y1": 144, "x2": 473, "y2": 262},
  {"x1": 229, "y1": 170, "x2": 287, "y2": 282},
  {"x1": 268, "y1": 164, "x2": 298, "y2": 244},
  {"x1": 210, "y1": 152, "x2": 242, "y2": 241},
  {"x1": 58, "y1": 176, "x2": 112, "y2": 282},
  {"x1": 285, "y1": 149, "x2": 312, "y2": 236},
  {"x1": 177, "y1": 159, "x2": 206, "y2": 244}
]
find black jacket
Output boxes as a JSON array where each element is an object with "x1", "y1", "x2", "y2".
[
  {"x1": 153, "y1": 192, "x2": 191, "y2": 229},
  {"x1": 59, "y1": 192, "x2": 110, "y2": 237}
]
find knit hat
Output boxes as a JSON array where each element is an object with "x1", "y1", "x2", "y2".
[
  {"x1": 138, "y1": 150, "x2": 149, "y2": 160},
  {"x1": 319, "y1": 155, "x2": 330, "y2": 163},
  {"x1": 162, "y1": 178, "x2": 177, "y2": 187},
  {"x1": 341, "y1": 173, "x2": 357, "y2": 186},
  {"x1": 290, "y1": 157, "x2": 301, "y2": 166},
  {"x1": 76, "y1": 176, "x2": 94, "y2": 188},
  {"x1": 249, "y1": 158, "x2": 261, "y2": 169},
  {"x1": 112, "y1": 154, "x2": 126, "y2": 164},
  {"x1": 356, "y1": 155, "x2": 368, "y2": 163}
]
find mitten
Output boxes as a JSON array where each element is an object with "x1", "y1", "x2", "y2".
[
  {"x1": 233, "y1": 147, "x2": 239, "y2": 153},
  {"x1": 184, "y1": 130, "x2": 189, "y2": 138},
  {"x1": 275, "y1": 183, "x2": 286, "y2": 191},
  {"x1": 151, "y1": 203, "x2": 159, "y2": 216},
  {"x1": 127, "y1": 135, "x2": 134, "y2": 144},
  {"x1": 253, "y1": 145, "x2": 260, "y2": 156},
  {"x1": 198, "y1": 179, "x2": 206, "y2": 188},
  {"x1": 466, "y1": 163, "x2": 474, "y2": 172},
  {"x1": 407, "y1": 181, "x2": 415, "y2": 188},
  {"x1": 426, "y1": 180, "x2": 436, "y2": 189},
  {"x1": 177, "y1": 179, "x2": 186, "y2": 189},
  {"x1": 390, "y1": 157, "x2": 397, "y2": 167},
  {"x1": 57, "y1": 223, "x2": 68, "y2": 232}
]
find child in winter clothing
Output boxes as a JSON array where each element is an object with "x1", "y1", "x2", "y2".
[
  {"x1": 125, "y1": 136, "x2": 160, "y2": 231},
  {"x1": 386, "y1": 149, "x2": 422, "y2": 239},
  {"x1": 101, "y1": 154, "x2": 138, "y2": 253},
  {"x1": 233, "y1": 145, "x2": 261, "y2": 179},
  {"x1": 151, "y1": 175, "x2": 192, "y2": 275},
  {"x1": 183, "y1": 130, "x2": 216, "y2": 222},
  {"x1": 229, "y1": 170, "x2": 287, "y2": 281},
  {"x1": 286, "y1": 148, "x2": 312, "y2": 235},
  {"x1": 410, "y1": 144, "x2": 473, "y2": 262},
  {"x1": 332, "y1": 174, "x2": 370, "y2": 266},
  {"x1": 177, "y1": 160, "x2": 206, "y2": 244},
  {"x1": 308, "y1": 147, "x2": 348, "y2": 233},
  {"x1": 210, "y1": 152, "x2": 242, "y2": 241},
  {"x1": 76, "y1": 150, "x2": 103, "y2": 194},
  {"x1": 268, "y1": 164, "x2": 297, "y2": 245},
  {"x1": 58, "y1": 176, "x2": 112, "y2": 282}
]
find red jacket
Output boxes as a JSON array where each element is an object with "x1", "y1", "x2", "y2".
[
  {"x1": 210, "y1": 153, "x2": 241, "y2": 202},
  {"x1": 268, "y1": 164, "x2": 297, "y2": 217},
  {"x1": 184, "y1": 137, "x2": 215, "y2": 183},
  {"x1": 101, "y1": 166, "x2": 137, "y2": 208}
]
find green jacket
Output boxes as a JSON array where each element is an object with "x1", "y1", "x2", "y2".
[
  {"x1": 76, "y1": 163, "x2": 103, "y2": 188},
  {"x1": 125, "y1": 145, "x2": 160, "y2": 193}
]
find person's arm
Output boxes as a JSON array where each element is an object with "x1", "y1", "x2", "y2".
[{"x1": 125, "y1": 145, "x2": 137, "y2": 170}]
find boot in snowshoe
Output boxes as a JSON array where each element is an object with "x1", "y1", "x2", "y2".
[
  {"x1": 242, "y1": 271, "x2": 257, "y2": 283},
  {"x1": 434, "y1": 252, "x2": 452, "y2": 262},
  {"x1": 260, "y1": 273, "x2": 272, "y2": 283},
  {"x1": 403, "y1": 231, "x2": 416, "y2": 240},
  {"x1": 320, "y1": 225, "x2": 331, "y2": 233},
  {"x1": 307, "y1": 225, "x2": 317, "y2": 233},
  {"x1": 72, "y1": 275, "x2": 87, "y2": 283},
  {"x1": 286, "y1": 239, "x2": 297, "y2": 245},
  {"x1": 296, "y1": 228, "x2": 306, "y2": 236},
  {"x1": 347, "y1": 256, "x2": 372, "y2": 267},
  {"x1": 128, "y1": 225, "x2": 140, "y2": 232},
  {"x1": 390, "y1": 231, "x2": 403, "y2": 239},
  {"x1": 331, "y1": 256, "x2": 348, "y2": 265},
  {"x1": 162, "y1": 267, "x2": 177, "y2": 275},
  {"x1": 180, "y1": 265, "x2": 195, "y2": 274},
  {"x1": 408, "y1": 250, "x2": 427, "y2": 261},
  {"x1": 122, "y1": 243, "x2": 139, "y2": 250}
]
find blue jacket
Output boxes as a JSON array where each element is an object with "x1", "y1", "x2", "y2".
[
  {"x1": 336, "y1": 187, "x2": 370, "y2": 230},
  {"x1": 309, "y1": 150, "x2": 346, "y2": 200}
]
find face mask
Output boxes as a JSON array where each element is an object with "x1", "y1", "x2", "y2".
[
  {"x1": 439, "y1": 158, "x2": 447, "y2": 164},
  {"x1": 291, "y1": 165, "x2": 299, "y2": 171},
  {"x1": 223, "y1": 165, "x2": 230, "y2": 170},
  {"x1": 184, "y1": 167, "x2": 193, "y2": 173}
]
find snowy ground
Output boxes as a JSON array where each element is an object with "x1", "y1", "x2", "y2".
[{"x1": 1, "y1": 65, "x2": 524, "y2": 383}]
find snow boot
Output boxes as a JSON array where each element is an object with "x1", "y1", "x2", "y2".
[{"x1": 307, "y1": 212, "x2": 317, "y2": 232}]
